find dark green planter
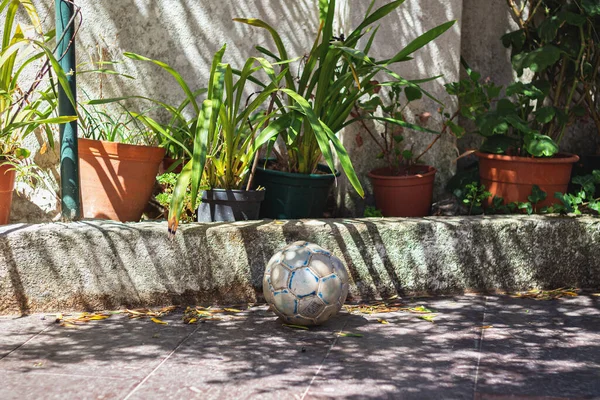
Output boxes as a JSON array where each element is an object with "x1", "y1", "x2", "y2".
[
  {"x1": 197, "y1": 189, "x2": 265, "y2": 222},
  {"x1": 254, "y1": 163, "x2": 339, "y2": 219}
]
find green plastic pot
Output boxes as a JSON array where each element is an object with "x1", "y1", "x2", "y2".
[{"x1": 254, "y1": 163, "x2": 340, "y2": 219}]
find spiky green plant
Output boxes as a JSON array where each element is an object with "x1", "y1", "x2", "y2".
[
  {"x1": 235, "y1": 0, "x2": 455, "y2": 193},
  {"x1": 0, "y1": 0, "x2": 77, "y2": 162}
]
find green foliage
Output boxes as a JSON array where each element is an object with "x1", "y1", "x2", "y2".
[
  {"x1": 461, "y1": 182, "x2": 491, "y2": 215},
  {"x1": 122, "y1": 46, "x2": 344, "y2": 230},
  {"x1": 155, "y1": 173, "x2": 201, "y2": 223},
  {"x1": 363, "y1": 206, "x2": 383, "y2": 218},
  {"x1": 356, "y1": 83, "x2": 440, "y2": 174},
  {"x1": 235, "y1": 0, "x2": 455, "y2": 193},
  {"x1": 487, "y1": 172, "x2": 600, "y2": 216},
  {"x1": 502, "y1": 1, "x2": 600, "y2": 146},
  {"x1": 547, "y1": 170, "x2": 600, "y2": 215},
  {"x1": 0, "y1": 0, "x2": 78, "y2": 163},
  {"x1": 446, "y1": 59, "x2": 560, "y2": 157},
  {"x1": 78, "y1": 93, "x2": 157, "y2": 146}
]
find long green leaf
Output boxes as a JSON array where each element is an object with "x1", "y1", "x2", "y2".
[
  {"x1": 124, "y1": 52, "x2": 200, "y2": 113},
  {"x1": 385, "y1": 20, "x2": 456, "y2": 65}
]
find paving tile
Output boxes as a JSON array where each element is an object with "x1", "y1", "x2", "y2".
[
  {"x1": 0, "y1": 369, "x2": 138, "y2": 400},
  {"x1": 305, "y1": 296, "x2": 487, "y2": 399},
  {"x1": 475, "y1": 295, "x2": 600, "y2": 399},
  {"x1": 0, "y1": 315, "x2": 52, "y2": 359},
  {"x1": 0, "y1": 312, "x2": 196, "y2": 380},
  {"x1": 126, "y1": 307, "x2": 347, "y2": 400}
]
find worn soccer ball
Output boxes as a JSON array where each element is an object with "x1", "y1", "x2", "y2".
[{"x1": 263, "y1": 241, "x2": 350, "y2": 326}]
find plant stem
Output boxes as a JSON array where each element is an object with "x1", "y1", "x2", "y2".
[{"x1": 414, "y1": 110, "x2": 459, "y2": 164}]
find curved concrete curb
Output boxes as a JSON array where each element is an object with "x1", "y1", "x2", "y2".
[{"x1": 1, "y1": 216, "x2": 599, "y2": 314}]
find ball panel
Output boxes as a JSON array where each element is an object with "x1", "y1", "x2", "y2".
[
  {"x1": 289, "y1": 314, "x2": 317, "y2": 326},
  {"x1": 263, "y1": 277, "x2": 275, "y2": 305},
  {"x1": 316, "y1": 303, "x2": 340, "y2": 324},
  {"x1": 272, "y1": 290, "x2": 298, "y2": 317},
  {"x1": 298, "y1": 296, "x2": 326, "y2": 318},
  {"x1": 282, "y1": 247, "x2": 312, "y2": 269},
  {"x1": 266, "y1": 251, "x2": 283, "y2": 268},
  {"x1": 331, "y1": 255, "x2": 349, "y2": 283},
  {"x1": 289, "y1": 267, "x2": 319, "y2": 298},
  {"x1": 340, "y1": 282, "x2": 350, "y2": 304},
  {"x1": 270, "y1": 263, "x2": 291, "y2": 290},
  {"x1": 318, "y1": 274, "x2": 342, "y2": 305},
  {"x1": 308, "y1": 253, "x2": 335, "y2": 277},
  {"x1": 306, "y1": 243, "x2": 331, "y2": 256}
]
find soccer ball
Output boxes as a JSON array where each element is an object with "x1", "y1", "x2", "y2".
[{"x1": 263, "y1": 241, "x2": 350, "y2": 326}]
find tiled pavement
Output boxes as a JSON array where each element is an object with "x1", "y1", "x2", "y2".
[{"x1": 1, "y1": 295, "x2": 599, "y2": 399}]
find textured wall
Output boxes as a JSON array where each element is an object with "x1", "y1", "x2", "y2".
[{"x1": 2, "y1": 216, "x2": 600, "y2": 314}]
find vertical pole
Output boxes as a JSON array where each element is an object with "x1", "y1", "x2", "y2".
[{"x1": 56, "y1": 0, "x2": 81, "y2": 220}]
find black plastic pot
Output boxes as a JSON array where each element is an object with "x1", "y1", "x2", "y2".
[
  {"x1": 197, "y1": 189, "x2": 265, "y2": 222},
  {"x1": 253, "y1": 163, "x2": 339, "y2": 219}
]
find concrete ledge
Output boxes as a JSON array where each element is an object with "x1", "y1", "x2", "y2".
[{"x1": 1, "y1": 216, "x2": 600, "y2": 314}]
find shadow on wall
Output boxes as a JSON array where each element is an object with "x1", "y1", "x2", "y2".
[
  {"x1": 36, "y1": 0, "x2": 319, "y2": 112},
  {"x1": 2, "y1": 217, "x2": 600, "y2": 316}
]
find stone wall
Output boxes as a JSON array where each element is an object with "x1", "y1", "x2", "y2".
[{"x1": 2, "y1": 217, "x2": 599, "y2": 314}]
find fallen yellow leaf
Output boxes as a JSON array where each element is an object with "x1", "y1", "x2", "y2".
[
  {"x1": 282, "y1": 324, "x2": 309, "y2": 330},
  {"x1": 188, "y1": 318, "x2": 197, "y2": 324},
  {"x1": 377, "y1": 318, "x2": 389, "y2": 324},
  {"x1": 86, "y1": 314, "x2": 110, "y2": 321},
  {"x1": 151, "y1": 317, "x2": 168, "y2": 325},
  {"x1": 224, "y1": 308, "x2": 243, "y2": 313},
  {"x1": 335, "y1": 332, "x2": 363, "y2": 337},
  {"x1": 417, "y1": 314, "x2": 436, "y2": 323},
  {"x1": 39, "y1": 142, "x2": 47, "y2": 155}
]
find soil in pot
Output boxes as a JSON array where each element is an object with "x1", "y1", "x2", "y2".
[
  {"x1": 368, "y1": 165, "x2": 436, "y2": 217},
  {"x1": 0, "y1": 163, "x2": 16, "y2": 225},
  {"x1": 253, "y1": 161, "x2": 339, "y2": 219},
  {"x1": 79, "y1": 138, "x2": 165, "y2": 222},
  {"x1": 477, "y1": 151, "x2": 579, "y2": 208},
  {"x1": 197, "y1": 189, "x2": 265, "y2": 222}
]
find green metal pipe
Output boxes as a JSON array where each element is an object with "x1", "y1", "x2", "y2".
[{"x1": 56, "y1": 0, "x2": 81, "y2": 220}]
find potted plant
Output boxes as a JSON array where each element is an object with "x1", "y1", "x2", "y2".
[
  {"x1": 122, "y1": 46, "x2": 333, "y2": 233},
  {"x1": 77, "y1": 97, "x2": 165, "y2": 222},
  {"x1": 356, "y1": 84, "x2": 443, "y2": 217},
  {"x1": 0, "y1": 0, "x2": 77, "y2": 224},
  {"x1": 235, "y1": 0, "x2": 456, "y2": 219},
  {"x1": 503, "y1": 0, "x2": 600, "y2": 195},
  {"x1": 446, "y1": 60, "x2": 579, "y2": 208}
]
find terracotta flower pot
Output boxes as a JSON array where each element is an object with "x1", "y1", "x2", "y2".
[
  {"x1": 159, "y1": 157, "x2": 184, "y2": 174},
  {"x1": 477, "y1": 151, "x2": 580, "y2": 208},
  {"x1": 368, "y1": 165, "x2": 436, "y2": 217},
  {"x1": 0, "y1": 163, "x2": 16, "y2": 225},
  {"x1": 79, "y1": 138, "x2": 165, "y2": 222}
]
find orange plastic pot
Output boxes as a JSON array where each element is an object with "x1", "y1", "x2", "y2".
[
  {"x1": 79, "y1": 138, "x2": 165, "y2": 222},
  {"x1": 477, "y1": 151, "x2": 579, "y2": 208},
  {"x1": 368, "y1": 166, "x2": 436, "y2": 217},
  {"x1": 0, "y1": 163, "x2": 16, "y2": 225}
]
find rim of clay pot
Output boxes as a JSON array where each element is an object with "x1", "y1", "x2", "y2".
[
  {"x1": 368, "y1": 166, "x2": 436, "y2": 181},
  {"x1": 475, "y1": 151, "x2": 580, "y2": 164},
  {"x1": 78, "y1": 138, "x2": 165, "y2": 162},
  {"x1": 202, "y1": 188, "x2": 266, "y2": 202},
  {"x1": 257, "y1": 160, "x2": 340, "y2": 179}
]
